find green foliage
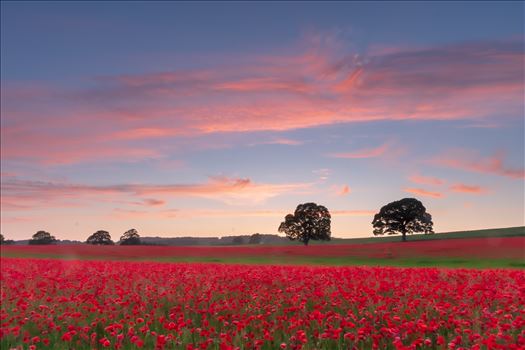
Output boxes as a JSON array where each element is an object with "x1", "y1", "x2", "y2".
[
  {"x1": 373, "y1": 198, "x2": 433, "y2": 242},
  {"x1": 28, "y1": 231, "x2": 57, "y2": 245},
  {"x1": 279, "y1": 202, "x2": 331, "y2": 245},
  {"x1": 0, "y1": 234, "x2": 14, "y2": 245},
  {"x1": 119, "y1": 229, "x2": 141, "y2": 245},
  {"x1": 86, "y1": 230, "x2": 114, "y2": 245}
]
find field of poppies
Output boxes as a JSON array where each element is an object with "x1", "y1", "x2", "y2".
[{"x1": 1, "y1": 258, "x2": 524, "y2": 349}]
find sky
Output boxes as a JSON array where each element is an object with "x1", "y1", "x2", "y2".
[{"x1": 1, "y1": 1, "x2": 524, "y2": 241}]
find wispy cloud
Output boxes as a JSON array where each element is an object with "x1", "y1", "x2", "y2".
[
  {"x1": 450, "y1": 183, "x2": 488, "y2": 194},
  {"x1": 111, "y1": 128, "x2": 181, "y2": 140},
  {"x1": 2, "y1": 37, "x2": 522, "y2": 166},
  {"x1": 432, "y1": 150, "x2": 524, "y2": 179},
  {"x1": 332, "y1": 184, "x2": 351, "y2": 196},
  {"x1": 248, "y1": 137, "x2": 304, "y2": 147},
  {"x1": 0, "y1": 172, "x2": 17, "y2": 178},
  {"x1": 328, "y1": 143, "x2": 390, "y2": 159},
  {"x1": 409, "y1": 174, "x2": 445, "y2": 186},
  {"x1": 1, "y1": 124, "x2": 163, "y2": 165},
  {"x1": 404, "y1": 187, "x2": 444, "y2": 198},
  {"x1": 140, "y1": 198, "x2": 167, "y2": 206},
  {"x1": 1, "y1": 176, "x2": 312, "y2": 210},
  {"x1": 213, "y1": 77, "x2": 314, "y2": 94},
  {"x1": 112, "y1": 208, "x2": 285, "y2": 220}
]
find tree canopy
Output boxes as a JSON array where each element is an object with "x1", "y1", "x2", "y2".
[
  {"x1": 0, "y1": 233, "x2": 14, "y2": 245},
  {"x1": 278, "y1": 202, "x2": 331, "y2": 245},
  {"x1": 372, "y1": 197, "x2": 434, "y2": 242},
  {"x1": 86, "y1": 230, "x2": 114, "y2": 245},
  {"x1": 119, "y1": 229, "x2": 141, "y2": 245},
  {"x1": 29, "y1": 231, "x2": 57, "y2": 245}
]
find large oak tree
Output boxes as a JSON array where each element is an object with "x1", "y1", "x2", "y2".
[
  {"x1": 279, "y1": 203, "x2": 331, "y2": 246},
  {"x1": 372, "y1": 198, "x2": 433, "y2": 242},
  {"x1": 86, "y1": 230, "x2": 114, "y2": 245}
]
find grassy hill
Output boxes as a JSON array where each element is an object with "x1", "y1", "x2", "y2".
[{"x1": 325, "y1": 226, "x2": 525, "y2": 245}]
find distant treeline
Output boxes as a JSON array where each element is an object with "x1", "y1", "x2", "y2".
[{"x1": 1, "y1": 234, "x2": 291, "y2": 246}]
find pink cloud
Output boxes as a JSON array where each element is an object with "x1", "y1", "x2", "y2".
[
  {"x1": 249, "y1": 138, "x2": 304, "y2": 147},
  {"x1": 450, "y1": 183, "x2": 488, "y2": 194},
  {"x1": 2, "y1": 38, "x2": 523, "y2": 166},
  {"x1": 1, "y1": 177, "x2": 312, "y2": 211},
  {"x1": 332, "y1": 68, "x2": 363, "y2": 93},
  {"x1": 404, "y1": 187, "x2": 444, "y2": 198},
  {"x1": 409, "y1": 174, "x2": 445, "y2": 186},
  {"x1": 432, "y1": 150, "x2": 524, "y2": 179},
  {"x1": 141, "y1": 198, "x2": 166, "y2": 206},
  {"x1": 213, "y1": 77, "x2": 313, "y2": 94},
  {"x1": 270, "y1": 138, "x2": 304, "y2": 146},
  {"x1": 1, "y1": 123, "x2": 162, "y2": 165},
  {"x1": 337, "y1": 185, "x2": 350, "y2": 196},
  {"x1": 328, "y1": 143, "x2": 389, "y2": 159},
  {"x1": 111, "y1": 128, "x2": 180, "y2": 140},
  {"x1": 1, "y1": 172, "x2": 17, "y2": 178}
]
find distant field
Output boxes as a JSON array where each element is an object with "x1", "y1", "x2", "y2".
[
  {"x1": 323, "y1": 226, "x2": 525, "y2": 244},
  {"x1": 2, "y1": 235, "x2": 524, "y2": 268}
]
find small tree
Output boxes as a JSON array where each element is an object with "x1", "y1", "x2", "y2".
[
  {"x1": 0, "y1": 234, "x2": 14, "y2": 245},
  {"x1": 372, "y1": 198, "x2": 434, "y2": 242},
  {"x1": 29, "y1": 231, "x2": 57, "y2": 245},
  {"x1": 278, "y1": 202, "x2": 331, "y2": 246},
  {"x1": 119, "y1": 229, "x2": 141, "y2": 245},
  {"x1": 248, "y1": 233, "x2": 262, "y2": 245},
  {"x1": 86, "y1": 230, "x2": 114, "y2": 245}
]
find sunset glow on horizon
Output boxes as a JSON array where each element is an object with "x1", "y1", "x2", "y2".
[{"x1": 1, "y1": 2, "x2": 524, "y2": 241}]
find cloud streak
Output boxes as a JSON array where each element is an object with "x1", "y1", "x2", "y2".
[
  {"x1": 409, "y1": 174, "x2": 445, "y2": 186},
  {"x1": 404, "y1": 187, "x2": 444, "y2": 198},
  {"x1": 248, "y1": 137, "x2": 304, "y2": 147},
  {"x1": 432, "y1": 150, "x2": 524, "y2": 179},
  {"x1": 450, "y1": 183, "x2": 488, "y2": 194},
  {"x1": 339, "y1": 185, "x2": 351, "y2": 196},
  {"x1": 2, "y1": 37, "x2": 523, "y2": 165},
  {"x1": 1, "y1": 176, "x2": 312, "y2": 210},
  {"x1": 328, "y1": 143, "x2": 390, "y2": 159}
]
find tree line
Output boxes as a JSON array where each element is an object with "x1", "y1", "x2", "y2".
[
  {"x1": 0, "y1": 228, "x2": 142, "y2": 246},
  {"x1": 1, "y1": 197, "x2": 433, "y2": 245}
]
